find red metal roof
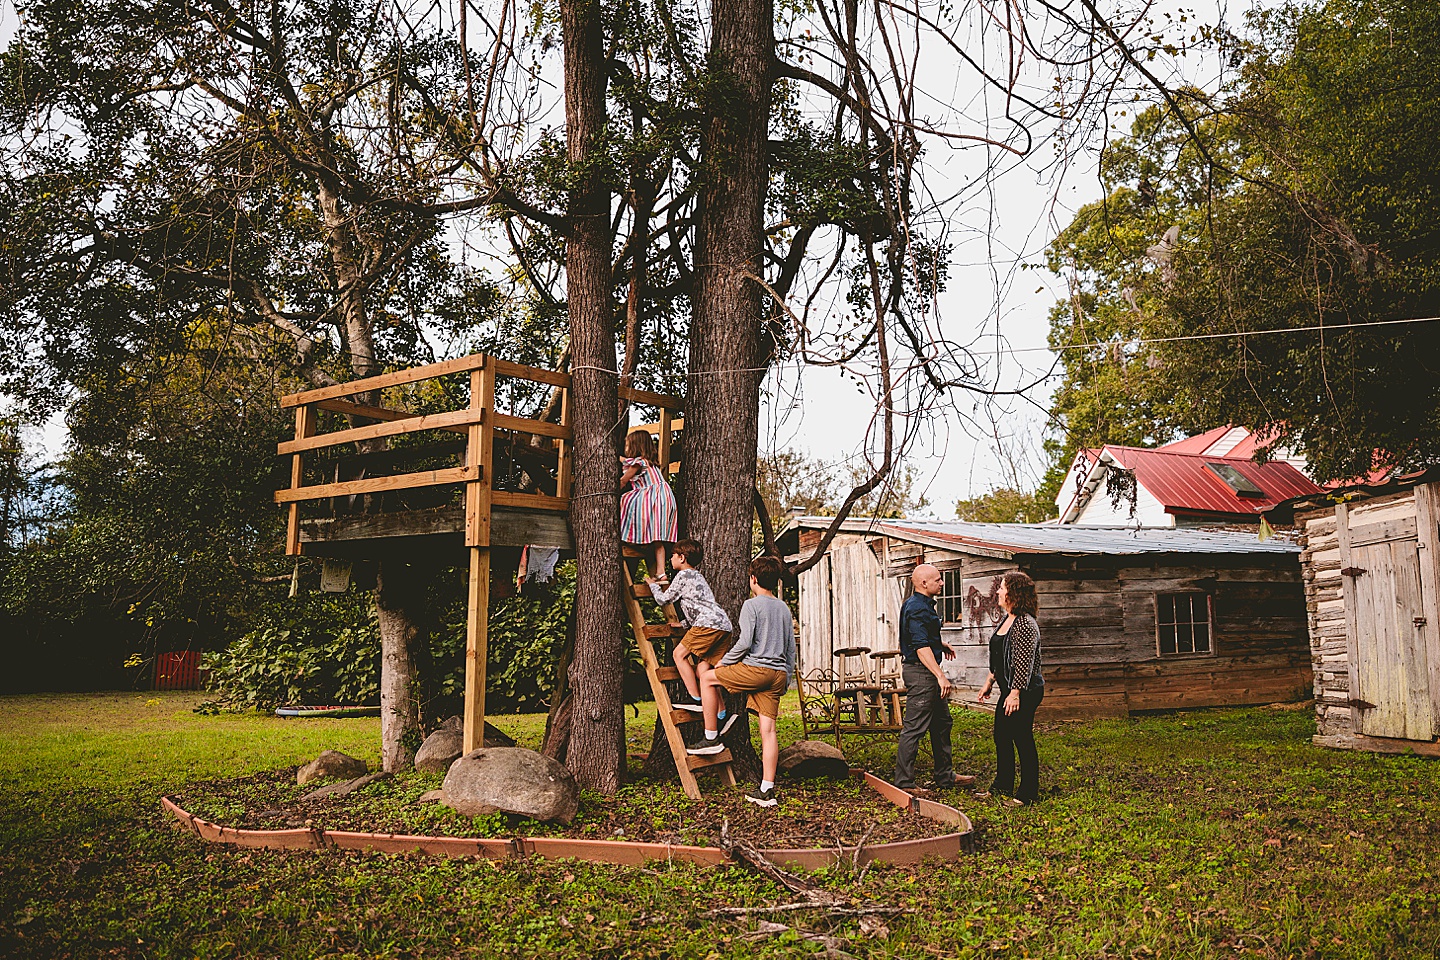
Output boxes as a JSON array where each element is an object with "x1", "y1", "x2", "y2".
[
  {"x1": 1157, "y1": 426, "x2": 1233, "y2": 455},
  {"x1": 1104, "y1": 445, "x2": 1323, "y2": 517}
]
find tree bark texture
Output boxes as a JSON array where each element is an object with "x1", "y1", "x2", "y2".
[
  {"x1": 561, "y1": 0, "x2": 627, "y2": 793},
  {"x1": 672, "y1": 0, "x2": 774, "y2": 779},
  {"x1": 375, "y1": 558, "x2": 426, "y2": 772},
  {"x1": 685, "y1": 0, "x2": 773, "y2": 617}
]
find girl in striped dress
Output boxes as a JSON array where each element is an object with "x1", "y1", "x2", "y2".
[{"x1": 620, "y1": 430, "x2": 678, "y2": 579}]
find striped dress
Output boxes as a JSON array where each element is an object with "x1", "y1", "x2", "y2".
[{"x1": 620, "y1": 457, "x2": 678, "y2": 546}]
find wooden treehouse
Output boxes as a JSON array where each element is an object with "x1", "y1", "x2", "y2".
[{"x1": 275, "y1": 353, "x2": 733, "y2": 798}]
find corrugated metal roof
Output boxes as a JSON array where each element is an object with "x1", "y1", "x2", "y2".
[
  {"x1": 796, "y1": 517, "x2": 1300, "y2": 556},
  {"x1": 1105, "y1": 445, "x2": 1322, "y2": 516}
]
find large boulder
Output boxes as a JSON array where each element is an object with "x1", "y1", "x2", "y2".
[
  {"x1": 442, "y1": 747, "x2": 580, "y2": 824},
  {"x1": 414, "y1": 728, "x2": 463, "y2": 774},
  {"x1": 449, "y1": 715, "x2": 516, "y2": 747},
  {"x1": 415, "y1": 719, "x2": 516, "y2": 773},
  {"x1": 297, "y1": 750, "x2": 368, "y2": 785},
  {"x1": 777, "y1": 740, "x2": 849, "y2": 780}
]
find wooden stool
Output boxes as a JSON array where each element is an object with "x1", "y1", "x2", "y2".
[
  {"x1": 869, "y1": 651, "x2": 906, "y2": 726},
  {"x1": 833, "y1": 647, "x2": 872, "y2": 689},
  {"x1": 872, "y1": 651, "x2": 903, "y2": 688},
  {"x1": 834, "y1": 646, "x2": 883, "y2": 728},
  {"x1": 883, "y1": 688, "x2": 907, "y2": 727}
]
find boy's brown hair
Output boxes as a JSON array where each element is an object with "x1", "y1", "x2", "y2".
[
  {"x1": 624, "y1": 430, "x2": 657, "y2": 465},
  {"x1": 674, "y1": 538, "x2": 704, "y2": 567},
  {"x1": 749, "y1": 555, "x2": 786, "y2": 593}
]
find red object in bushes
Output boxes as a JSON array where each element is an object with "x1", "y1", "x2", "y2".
[{"x1": 154, "y1": 651, "x2": 201, "y2": 690}]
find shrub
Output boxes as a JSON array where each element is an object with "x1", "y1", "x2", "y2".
[{"x1": 201, "y1": 594, "x2": 380, "y2": 709}]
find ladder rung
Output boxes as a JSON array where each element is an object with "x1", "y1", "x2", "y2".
[
  {"x1": 643, "y1": 624, "x2": 678, "y2": 640},
  {"x1": 686, "y1": 749, "x2": 733, "y2": 770},
  {"x1": 670, "y1": 709, "x2": 700, "y2": 725},
  {"x1": 621, "y1": 546, "x2": 646, "y2": 559},
  {"x1": 629, "y1": 582, "x2": 654, "y2": 599},
  {"x1": 654, "y1": 666, "x2": 680, "y2": 682}
]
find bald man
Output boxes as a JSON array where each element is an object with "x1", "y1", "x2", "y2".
[{"x1": 893, "y1": 563, "x2": 965, "y2": 793}]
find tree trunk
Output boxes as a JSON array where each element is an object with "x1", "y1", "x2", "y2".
[
  {"x1": 541, "y1": 605, "x2": 577, "y2": 762},
  {"x1": 375, "y1": 558, "x2": 426, "y2": 772},
  {"x1": 561, "y1": 0, "x2": 627, "y2": 793},
  {"x1": 674, "y1": 0, "x2": 774, "y2": 778}
]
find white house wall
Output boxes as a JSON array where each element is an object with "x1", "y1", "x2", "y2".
[{"x1": 1071, "y1": 479, "x2": 1171, "y2": 526}]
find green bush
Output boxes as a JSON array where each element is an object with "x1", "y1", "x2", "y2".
[
  {"x1": 201, "y1": 593, "x2": 380, "y2": 709},
  {"x1": 203, "y1": 560, "x2": 651, "y2": 715}
]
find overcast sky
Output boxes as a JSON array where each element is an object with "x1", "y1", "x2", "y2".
[{"x1": 4, "y1": 0, "x2": 1257, "y2": 512}]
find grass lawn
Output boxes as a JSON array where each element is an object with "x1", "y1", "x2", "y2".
[{"x1": 1, "y1": 692, "x2": 1437, "y2": 958}]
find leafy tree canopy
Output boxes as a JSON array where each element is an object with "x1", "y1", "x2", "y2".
[
  {"x1": 954, "y1": 487, "x2": 1054, "y2": 524},
  {"x1": 1042, "y1": 0, "x2": 1440, "y2": 497}
]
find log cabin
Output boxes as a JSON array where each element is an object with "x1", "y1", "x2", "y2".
[
  {"x1": 779, "y1": 518, "x2": 1313, "y2": 718},
  {"x1": 1273, "y1": 471, "x2": 1440, "y2": 756}
]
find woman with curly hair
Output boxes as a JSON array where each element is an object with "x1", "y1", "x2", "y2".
[{"x1": 978, "y1": 571, "x2": 1044, "y2": 805}]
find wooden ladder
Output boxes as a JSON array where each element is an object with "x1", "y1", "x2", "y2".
[{"x1": 621, "y1": 548, "x2": 736, "y2": 800}]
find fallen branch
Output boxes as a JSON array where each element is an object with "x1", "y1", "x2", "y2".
[
  {"x1": 715, "y1": 819, "x2": 908, "y2": 922},
  {"x1": 707, "y1": 902, "x2": 904, "y2": 918},
  {"x1": 852, "y1": 822, "x2": 877, "y2": 882},
  {"x1": 738, "y1": 918, "x2": 859, "y2": 959}
]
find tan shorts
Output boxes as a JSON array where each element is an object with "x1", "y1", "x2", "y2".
[
  {"x1": 679, "y1": 626, "x2": 734, "y2": 666},
  {"x1": 713, "y1": 663, "x2": 788, "y2": 719}
]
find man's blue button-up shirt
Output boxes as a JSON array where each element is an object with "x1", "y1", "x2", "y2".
[{"x1": 899, "y1": 592, "x2": 944, "y2": 665}]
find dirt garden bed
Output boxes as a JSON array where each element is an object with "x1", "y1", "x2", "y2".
[{"x1": 171, "y1": 767, "x2": 963, "y2": 849}]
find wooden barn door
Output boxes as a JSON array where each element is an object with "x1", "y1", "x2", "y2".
[
  {"x1": 1338, "y1": 501, "x2": 1435, "y2": 740},
  {"x1": 797, "y1": 555, "x2": 834, "y2": 682},
  {"x1": 830, "y1": 539, "x2": 886, "y2": 653}
]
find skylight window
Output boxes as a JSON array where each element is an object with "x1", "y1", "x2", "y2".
[{"x1": 1205, "y1": 462, "x2": 1266, "y2": 498}]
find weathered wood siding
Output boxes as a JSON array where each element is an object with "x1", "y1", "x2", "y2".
[
  {"x1": 795, "y1": 535, "x2": 903, "y2": 682},
  {"x1": 799, "y1": 529, "x2": 1311, "y2": 718},
  {"x1": 797, "y1": 551, "x2": 834, "y2": 686},
  {"x1": 1301, "y1": 483, "x2": 1440, "y2": 752}
]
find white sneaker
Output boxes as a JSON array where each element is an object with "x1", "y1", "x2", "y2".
[
  {"x1": 673, "y1": 697, "x2": 704, "y2": 713},
  {"x1": 718, "y1": 711, "x2": 739, "y2": 736}
]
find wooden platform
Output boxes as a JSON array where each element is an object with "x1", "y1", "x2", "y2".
[
  {"x1": 296, "y1": 505, "x2": 573, "y2": 558},
  {"x1": 274, "y1": 352, "x2": 682, "y2": 759}
]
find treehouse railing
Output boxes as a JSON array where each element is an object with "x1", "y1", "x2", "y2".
[
  {"x1": 273, "y1": 352, "x2": 682, "y2": 754},
  {"x1": 275, "y1": 353, "x2": 682, "y2": 555}
]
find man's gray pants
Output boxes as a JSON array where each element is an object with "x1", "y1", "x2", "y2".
[{"x1": 893, "y1": 663, "x2": 954, "y2": 789}]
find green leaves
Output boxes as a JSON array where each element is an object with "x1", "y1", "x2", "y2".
[
  {"x1": 201, "y1": 595, "x2": 381, "y2": 709},
  {"x1": 1044, "y1": 1, "x2": 1440, "y2": 488}
]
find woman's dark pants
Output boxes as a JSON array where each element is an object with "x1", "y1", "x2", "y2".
[{"x1": 992, "y1": 685, "x2": 1043, "y2": 802}]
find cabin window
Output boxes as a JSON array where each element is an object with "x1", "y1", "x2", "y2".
[
  {"x1": 1155, "y1": 593, "x2": 1213, "y2": 656},
  {"x1": 939, "y1": 568, "x2": 965, "y2": 624}
]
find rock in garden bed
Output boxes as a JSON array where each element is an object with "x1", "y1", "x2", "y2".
[{"x1": 172, "y1": 768, "x2": 957, "y2": 849}]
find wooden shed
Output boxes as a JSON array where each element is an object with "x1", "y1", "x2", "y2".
[
  {"x1": 1277, "y1": 473, "x2": 1440, "y2": 755},
  {"x1": 780, "y1": 519, "x2": 1313, "y2": 718}
]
